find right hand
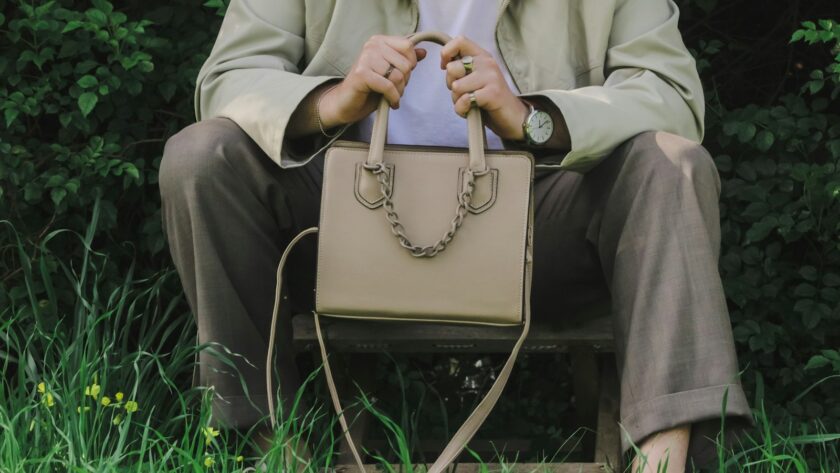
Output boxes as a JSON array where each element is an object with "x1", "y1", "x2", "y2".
[{"x1": 319, "y1": 35, "x2": 427, "y2": 127}]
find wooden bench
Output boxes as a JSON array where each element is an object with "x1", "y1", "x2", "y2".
[{"x1": 292, "y1": 305, "x2": 623, "y2": 473}]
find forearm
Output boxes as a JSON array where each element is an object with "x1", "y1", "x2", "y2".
[{"x1": 285, "y1": 79, "x2": 344, "y2": 139}]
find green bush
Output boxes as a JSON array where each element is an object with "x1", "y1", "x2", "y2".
[
  {"x1": 0, "y1": 0, "x2": 214, "y2": 335},
  {"x1": 1, "y1": 0, "x2": 838, "y2": 444},
  {"x1": 702, "y1": 17, "x2": 840, "y2": 423}
]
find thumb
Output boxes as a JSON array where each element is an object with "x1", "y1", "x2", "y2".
[{"x1": 415, "y1": 48, "x2": 428, "y2": 61}]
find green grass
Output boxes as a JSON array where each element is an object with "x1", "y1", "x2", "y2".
[{"x1": 1, "y1": 200, "x2": 838, "y2": 472}]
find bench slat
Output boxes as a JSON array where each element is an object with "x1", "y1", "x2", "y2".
[{"x1": 292, "y1": 313, "x2": 614, "y2": 354}]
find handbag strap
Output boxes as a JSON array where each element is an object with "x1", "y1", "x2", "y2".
[
  {"x1": 266, "y1": 227, "x2": 319, "y2": 430},
  {"x1": 267, "y1": 227, "x2": 368, "y2": 467},
  {"x1": 266, "y1": 226, "x2": 533, "y2": 472}
]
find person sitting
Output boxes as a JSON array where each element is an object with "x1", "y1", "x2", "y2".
[{"x1": 159, "y1": 1, "x2": 756, "y2": 470}]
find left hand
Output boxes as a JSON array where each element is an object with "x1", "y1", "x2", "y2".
[{"x1": 440, "y1": 35, "x2": 529, "y2": 141}]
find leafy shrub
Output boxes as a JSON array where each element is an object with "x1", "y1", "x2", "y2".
[
  {"x1": 702, "y1": 18, "x2": 840, "y2": 425},
  {"x1": 0, "y1": 0, "x2": 215, "y2": 333}
]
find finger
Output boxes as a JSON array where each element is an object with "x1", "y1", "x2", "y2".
[
  {"x1": 382, "y1": 36, "x2": 416, "y2": 61},
  {"x1": 449, "y1": 69, "x2": 489, "y2": 98},
  {"x1": 381, "y1": 45, "x2": 413, "y2": 84},
  {"x1": 440, "y1": 35, "x2": 486, "y2": 69},
  {"x1": 368, "y1": 56, "x2": 394, "y2": 78},
  {"x1": 445, "y1": 60, "x2": 468, "y2": 89},
  {"x1": 364, "y1": 69, "x2": 402, "y2": 108},
  {"x1": 370, "y1": 56, "x2": 407, "y2": 96},
  {"x1": 415, "y1": 48, "x2": 427, "y2": 61},
  {"x1": 367, "y1": 35, "x2": 416, "y2": 71},
  {"x1": 386, "y1": 67, "x2": 407, "y2": 93},
  {"x1": 453, "y1": 87, "x2": 486, "y2": 118}
]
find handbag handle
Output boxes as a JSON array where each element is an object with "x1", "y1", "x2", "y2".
[
  {"x1": 363, "y1": 31, "x2": 490, "y2": 258},
  {"x1": 365, "y1": 31, "x2": 488, "y2": 174}
]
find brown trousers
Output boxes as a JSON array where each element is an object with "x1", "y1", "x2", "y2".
[{"x1": 159, "y1": 117, "x2": 755, "y2": 468}]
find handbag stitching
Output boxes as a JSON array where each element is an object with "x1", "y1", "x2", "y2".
[
  {"x1": 315, "y1": 311, "x2": 525, "y2": 327},
  {"x1": 458, "y1": 167, "x2": 498, "y2": 214},
  {"x1": 511, "y1": 160, "x2": 532, "y2": 324},
  {"x1": 353, "y1": 161, "x2": 394, "y2": 208}
]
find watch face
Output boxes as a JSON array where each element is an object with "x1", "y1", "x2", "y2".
[{"x1": 527, "y1": 110, "x2": 554, "y2": 144}]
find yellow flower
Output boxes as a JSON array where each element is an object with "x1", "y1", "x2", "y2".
[
  {"x1": 124, "y1": 400, "x2": 138, "y2": 413},
  {"x1": 77, "y1": 406, "x2": 91, "y2": 413},
  {"x1": 235, "y1": 455, "x2": 244, "y2": 463},
  {"x1": 113, "y1": 414, "x2": 122, "y2": 425},
  {"x1": 115, "y1": 392, "x2": 124, "y2": 402},
  {"x1": 203, "y1": 456, "x2": 214, "y2": 468},
  {"x1": 101, "y1": 396, "x2": 111, "y2": 407},
  {"x1": 202, "y1": 426, "x2": 220, "y2": 445},
  {"x1": 37, "y1": 382, "x2": 55, "y2": 407},
  {"x1": 84, "y1": 383, "x2": 101, "y2": 399}
]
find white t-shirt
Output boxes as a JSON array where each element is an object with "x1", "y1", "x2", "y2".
[{"x1": 353, "y1": 0, "x2": 520, "y2": 149}]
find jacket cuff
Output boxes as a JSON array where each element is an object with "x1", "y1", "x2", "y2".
[
  {"x1": 197, "y1": 73, "x2": 346, "y2": 169},
  {"x1": 277, "y1": 77, "x2": 351, "y2": 169},
  {"x1": 516, "y1": 90, "x2": 605, "y2": 174}
]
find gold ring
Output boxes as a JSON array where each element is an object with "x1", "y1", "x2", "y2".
[
  {"x1": 461, "y1": 55, "x2": 474, "y2": 74},
  {"x1": 383, "y1": 63, "x2": 396, "y2": 79}
]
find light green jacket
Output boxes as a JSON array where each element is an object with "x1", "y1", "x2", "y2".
[{"x1": 195, "y1": 0, "x2": 704, "y2": 173}]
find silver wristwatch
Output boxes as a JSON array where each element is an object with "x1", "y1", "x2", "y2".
[{"x1": 522, "y1": 102, "x2": 554, "y2": 146}]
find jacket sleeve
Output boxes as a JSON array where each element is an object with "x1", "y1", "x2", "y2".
[
  {"x1": 518, "y1": 0, "x2": 704, "y2": 173},
  {"x1": 194, "y1": 0, "x2": 347, "y2": 169}
]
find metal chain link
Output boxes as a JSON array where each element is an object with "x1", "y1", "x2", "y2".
[{"x1": 363, "y1": 162, "x2": 476, "y2": 258}]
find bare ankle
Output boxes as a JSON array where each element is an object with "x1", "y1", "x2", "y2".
[{"x1": 631, "y1": 423, "x2": 691, "y2": 473}]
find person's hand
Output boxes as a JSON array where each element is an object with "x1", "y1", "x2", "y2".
[
  {"x1": 319, "y1": 35, "x2": 427, "y2": 127},
  {"x1": 440, "y1": 35, "x2": 529, "y2": 141}
]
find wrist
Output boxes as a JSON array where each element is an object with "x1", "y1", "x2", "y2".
[
  {"x1": 317, "y1": 82, "x2": 345, "y2": 128},
  {"x1": 523, "y1": 95, "x2": 572, "y2": 151},
  {"x1": 493, "y1": 98, "x2": 529, "y2": 141},
  {"x1": 519, "y1": 97, "x2": 557, "y2": 148}
]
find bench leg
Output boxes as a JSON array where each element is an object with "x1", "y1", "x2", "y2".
[
  {"x1": 335, "y1": 353, "x2": 379, "y2": 465},
  {"x1": 594, "y1": 355, "x2": 622, "y2": 471},
  {"x1": 570, "y1": 349, "x2": 599, "y2": 457}
]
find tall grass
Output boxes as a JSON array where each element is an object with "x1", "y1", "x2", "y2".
[{"x1": 1, "y1": 199, "x2": 838, "y2": 472}]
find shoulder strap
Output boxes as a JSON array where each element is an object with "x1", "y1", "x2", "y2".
[
  {"x1": 267, "y1": 227, "x2": 533, "y2": 472},
  {"x1": 266, "y1": 227, "x2": 318, "y2": 429},
  {"x1": 266, "y1": 226, "x2": 368, "y2": 468}
]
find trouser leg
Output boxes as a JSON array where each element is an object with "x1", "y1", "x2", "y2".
[
  {"x1": 532, "y1": 131, "x2": 755, "y2": 470},
  {"x1": 159, "y1": 117, "x2": 322, "y2": 429}
]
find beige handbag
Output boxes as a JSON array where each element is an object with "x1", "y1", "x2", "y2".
[{"x1": 266, "y1": 31, "x2": 535, "y2": 473}]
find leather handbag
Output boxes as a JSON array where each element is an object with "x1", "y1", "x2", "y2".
[{"x1": 266, "y1": 31, "x2": 535, "y2": 473}]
